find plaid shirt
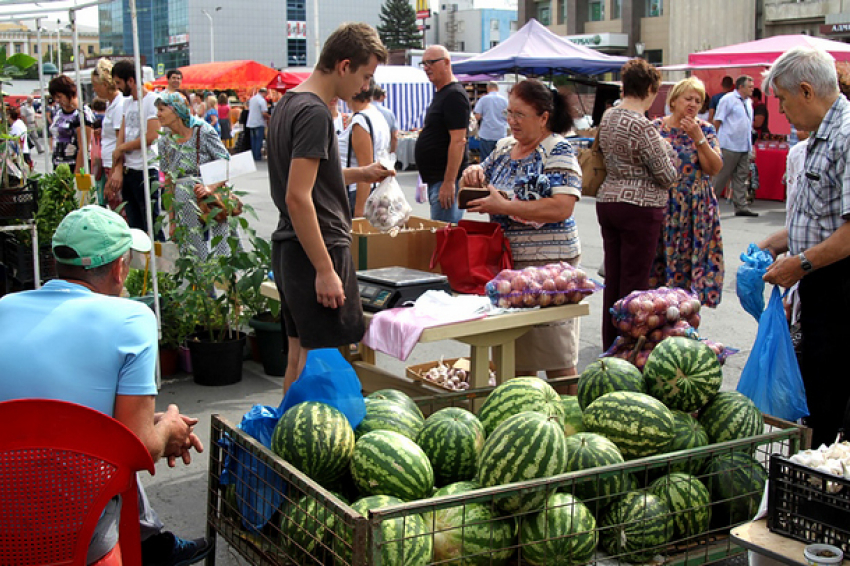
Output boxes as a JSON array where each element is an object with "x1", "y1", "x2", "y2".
[{"x1": 787, "y1": 95, "x2": 850, "y2": 256}]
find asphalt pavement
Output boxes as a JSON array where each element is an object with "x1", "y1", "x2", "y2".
[{"x1": 32, "y1": 153, "x2": 788, "y2": 565}]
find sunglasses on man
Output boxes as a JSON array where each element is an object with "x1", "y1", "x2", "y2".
[{"x1": 419, "y1": 58, "x2": 447, "y2": 68}]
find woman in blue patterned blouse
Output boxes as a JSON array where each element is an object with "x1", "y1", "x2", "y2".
[{"x1": 461, "y1": 79, "x2": 583, "y2": 387}]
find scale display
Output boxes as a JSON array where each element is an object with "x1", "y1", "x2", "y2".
[{"x1": 356, "y1": 267, "x2": 451, "y2": 311}]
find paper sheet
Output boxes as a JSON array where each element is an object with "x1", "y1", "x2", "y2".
[{"x1": 200, "y1": 151, "x2": 256, "y2": 185}]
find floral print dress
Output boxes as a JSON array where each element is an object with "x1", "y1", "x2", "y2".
[
  {"x1": 158, "y1": 121, "x2": 232, "y2": 261},
  {"x1": 649, "y1": 118, "x2": 724, "y2": 307}
]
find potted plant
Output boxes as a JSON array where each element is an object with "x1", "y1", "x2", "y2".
[
  {"x1": 0, "y1": 48, "x2": 37, "y2": 190},
  {"x1": 243, "y1": 236, "x2": 287, "y2": 377}
]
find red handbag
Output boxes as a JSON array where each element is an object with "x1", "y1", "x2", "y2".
[{"x1": 430, "y1": 220, "x2": 513, "y2": 295}]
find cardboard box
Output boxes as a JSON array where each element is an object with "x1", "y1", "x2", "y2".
[
  {"x1": 406, "y1": 357, "x2": 496, "y2": 391},
  {"x1": 351, "y1": 216, "x2": 446, "y2": 273}
]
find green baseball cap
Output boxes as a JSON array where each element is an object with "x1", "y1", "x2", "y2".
[{"x1": 52, "y1": 205, "x2": 152, "y2": 268}]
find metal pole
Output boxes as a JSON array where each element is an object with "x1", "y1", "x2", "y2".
[
  {"x1": 70, "y1": 10, "x2": 89, "y2": 176},
  {"x1": 129, "y1": 0, "x2": 162, "y2": 386},
  {"x1": 36, "y1": 19, "x2": 51, "y2": 173},
  {"x1": 201, "y1": 9, "x2": 214, "y2": 63},
  {"x1": 311, "y1": 0, "x2": 319, "y2": 67},
  {"x1": 57, "y1": 24, "x2": 61, "y2": 71}
]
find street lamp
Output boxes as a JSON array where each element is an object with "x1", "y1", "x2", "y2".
[
  {"x1": 201, "y1": 7, "x2": 222, "y2": 63},
  {"x1": 635, "y1": 42, "x2": 645, "y2": 58}
]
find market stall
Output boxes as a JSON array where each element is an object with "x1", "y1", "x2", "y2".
[{"x1": 150, "y1": 60, "x2": 279, "y2": 95}]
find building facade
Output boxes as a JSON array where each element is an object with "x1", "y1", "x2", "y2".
[
  {"x1": 438, "y1": 5, "x2": 518, "y2": 52},
  {"x1": 0, "y1": 22, "x2": 99, "y2": 63},
  {"x1": 763, "y1": 0, "x2": 850, "y2": 40}
]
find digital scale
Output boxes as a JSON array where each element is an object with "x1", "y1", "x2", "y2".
[{"x1": 356, "y1": 267, "x2": 451, "y2": 312}]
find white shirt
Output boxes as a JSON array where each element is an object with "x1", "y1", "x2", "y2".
[
  {"x1": 246, "y1": 93, "x2": 268, "y2": 128},
  {"x1": 714, "y1": 91, "x2": 753, "y2": 153},
  {"x1": 340, "y1": 105, "x2": 391, "y2": 192},
  {"x1": 10, "y1": 119, "x2": 28, "y2": 154},
  {"x1": 784, "y1": 138, "x2": 809, "y2": 231},
  {"x1": 101, "y1": 93, "x2": 126, "y2": 169},
  {"x1": 123, "y1": 92, "x2": 160, "y2": 171}
]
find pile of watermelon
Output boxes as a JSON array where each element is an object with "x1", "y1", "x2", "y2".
[{"x1": 254, "y1": 342, "x2": 769, "y2": 565}]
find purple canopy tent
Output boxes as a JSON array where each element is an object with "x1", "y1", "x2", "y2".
[{"x1": 452, "y1": 19, "x2": 629, "y2": 77}]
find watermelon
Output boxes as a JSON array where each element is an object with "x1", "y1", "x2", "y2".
[
  {"x1": 478, "y1": 411, "x2": 568, "y2": 514},
  {"x1": 648, "y1": 473, "x2": 711, "y2": 539},
  {"x1": 702, "y1": 452, "x2": 767, "y2": 528},
  {"x1": 477, "y1": 377, "x2": 565, "y2": 436},
  {"x1": 582, "y1": 391, "x2": 675, "y2": 460},
  {"x1": 350, "y1": 430, "x2": 434, "y2": 501},
  {"x1": 271, "y1": 401, "x2": 355, "y2": 485},
  {"x1": 335, "y1": 495, "x2": 431, "y2": 566},
  {"x1": 424, "y1": 480, "x2": 517, "y2": 565},
  {"x1": 643, "y1": 337, "x2": 723, "y2": 412},
  {"x1": 280, "y1": 491, "x2": 347, "y2": 561},
  {"x1": 577, "y1": 358, "x2": 645, "y2": 410},
  {"x1": 699, "y1": 391, "x2": 763, "y2": 445},
  {"x1": 560, "y1": 395, "x2": 585, "y2": 437},
  {"x1": 661, "y1": 411, "x2": 710, "y2": 476},
  {"x1": 356, "y1": 398, "x2": 425, "y2": 440},
  {"x1": 562, "y1": 433, "x2": 628, "y2": 510},
  {"x1": 367, "y1": 389, "x2": 425, "y2": 420},
  {"x1": 519, "y1": 492, "x2": 597, "y2": 566},
  {"x1": 416, "y1": 407, "x2": 485, "y2": 486},
  {"x1": 600, "y1": 491, "x2": 674, "y2": 563}
]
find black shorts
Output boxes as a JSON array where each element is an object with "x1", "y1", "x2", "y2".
[{"x1": 272, "y1": 239, "x2": 365, "y2": 349}]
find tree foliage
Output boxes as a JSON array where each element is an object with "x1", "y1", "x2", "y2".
[{"x1": 377, "y1": 0, "x2": 423, "y2": 50}]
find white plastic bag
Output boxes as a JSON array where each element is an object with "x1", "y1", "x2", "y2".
[{"x1": 363, "y1": 156, "x2": 412, "y2": 231}]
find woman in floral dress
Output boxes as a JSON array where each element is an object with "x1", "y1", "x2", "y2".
[
  {"x1": 461, "y1": 79, "x2": 582, "y2": 384},
  {"x1": 650, "y1": 77, "x2": 725, "y2": 307},
  {"x1": 156, "y1": 92, "x2": 234, "y2": 261}
]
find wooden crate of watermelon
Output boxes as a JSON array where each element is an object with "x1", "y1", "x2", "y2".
[{"x1": 207, "y1": 342, "x2": 808, "y2": 566}]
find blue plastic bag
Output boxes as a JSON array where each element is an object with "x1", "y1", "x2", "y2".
[
  {"x1": 737, "y1": 286, "x2": 809, "y2": 422},
  {"x1": 737, "y1": 243, "x2": 774, "y2": 322},
  {"x1": 280, "y1": 348, "x2": 366, "y2": 429}
]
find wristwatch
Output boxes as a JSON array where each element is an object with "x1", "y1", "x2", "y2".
[
  {"x1": 799, "y1": 251, "x2": 814, "y2": 273},
  {"x1": 696, "y1": 138, "x2": 707, "y2": 147}
]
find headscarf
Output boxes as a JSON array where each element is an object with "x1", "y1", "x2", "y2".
[{"x1": 156, "y1": 92, "x2": 205, "y2": 128}]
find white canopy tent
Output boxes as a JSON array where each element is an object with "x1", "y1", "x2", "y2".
[{"x1": 0, "y1": 0, "x2": 163, "y2": 381}]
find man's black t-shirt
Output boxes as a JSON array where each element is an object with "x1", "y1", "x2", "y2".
[{"x1": 415, "y1": 82, "x2": 471, "y2": 184}]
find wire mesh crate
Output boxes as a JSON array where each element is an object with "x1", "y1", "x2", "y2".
[
  {"x1": 207, "y1": 385, "x2": 807, "y2": 566},
  {"x1": 1, "y1": 233, "x2": 55, "y2": 284},
  {"x1": 0, "y1": 180, "x2": 38, "y2": 221},
  {"x1": 767, "y1": 454, "x2": 850, "y2": 553}
]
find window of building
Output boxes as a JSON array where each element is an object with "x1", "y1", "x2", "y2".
[
  {"x1": 490, "y1": 18, "x2": 499, "y2": 30},
  {"x1": 510, "y1": 20, "x2": 518, "y2": 32},
  {"x1": 557, "y1": 0, "x2": 565, "y2": 24},
  {"x1": 287, "y1": 0, "x2": 306, "y2": 21},
  {"x1": 491, "y1": 40, "x2": 499, "y2": 48},
  {"x1": 287, "y1": 38, "x2": 307, "y2": 67},
  {"x1": 32, "y1": 44, "x2": 39, "y2": 54},
  {"x1": 458, "y1": 20, "x2": 465, "y2": 33},
  {"x1": 14, "y1": 43, "x2": 22, "y2": 54},
  {"x1": 457, "y1": 41, "x2": 465, "y2": 51},
  {"x1": 589, "y1": 0, "x2": 604, "y2": 21},
  {"x1": 612, "y1": 0, "x2": 622, "y2": 19},
  {"x1": 645, "y1": 49, "x2": 663, "y2": 65},
  {"x1": 646, "y1": 0, "x2": 662, "y2": 17},
  {"x1": 538, "y1": 3, "x2": 550, "y2": 25}
]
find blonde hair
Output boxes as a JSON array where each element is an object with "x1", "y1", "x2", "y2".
[
  {"x1": 92, "y1": 58, "x2": 117, "y2": 91},
  {"x1": 667, "y1": 77, "x2": 707, "y2": 109},
  {"x1": 206, "y1": 95, "x2": 217, "y2": 110}
]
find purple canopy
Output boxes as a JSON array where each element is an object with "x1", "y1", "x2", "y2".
[{"x1": 452, "y1": 19, "x2": 629, "y2": 77}]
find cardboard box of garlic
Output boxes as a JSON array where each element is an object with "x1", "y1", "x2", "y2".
[{"x1": 407, "y1": 357, "x2": 497, "y2": 392}]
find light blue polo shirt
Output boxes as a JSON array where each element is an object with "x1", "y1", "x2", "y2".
[
  {"x1": 474, "y1": 91, "x2": 509, "y2": 141},
  {"x1": 0, "y1": 279, "x2": 158, "y2": 416}
]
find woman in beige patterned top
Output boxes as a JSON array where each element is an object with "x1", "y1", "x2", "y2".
[{"x1": 596, "y1": 59, "x2": 679, "y2": 349}]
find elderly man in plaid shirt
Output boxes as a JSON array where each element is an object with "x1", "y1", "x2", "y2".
[{"x1": 758, "y1": 46, "x2": 850, "y2": 447}]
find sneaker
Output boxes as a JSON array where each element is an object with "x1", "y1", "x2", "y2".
[
  {"x1": 142, "y1": 531, "x2": 214, "y2": 566},
  {"x1": 735, "y1": 209, "x2": 759, "y2": 217}
]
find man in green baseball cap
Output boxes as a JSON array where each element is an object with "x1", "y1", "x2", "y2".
[{"x1": 0, "y1": 205, "x2": 213, "y2": 565}]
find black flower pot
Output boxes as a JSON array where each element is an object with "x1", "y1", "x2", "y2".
[
  {"x1": 248, "y1": 312, "x2": 287, "y2": 377},
  {"x1": 187, "y1": 331, "x2": 246, "y2": 386}
]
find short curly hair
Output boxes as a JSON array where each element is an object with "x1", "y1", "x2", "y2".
[{"x1": 621, "y1": 59, "x2": 661, "y2": 99}]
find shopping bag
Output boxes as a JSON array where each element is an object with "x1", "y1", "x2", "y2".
[
  {"x1": 578, "y1": 132, "x2": 606, "y2": 197},
  {"x1": 737, "y1": 286, "x2": 809, "y2": 422},
  {"x1": 415, "y1": 175, "x2": 428, "y2": 204},
  {"x1": 737, "y1": 243, "x2": 773, "y2": 322},
  {"x1": 363, "y1": 173, "x2": 413, "y2": 232},
  {"x1": 430, "y1": 220, "x2": 513, "y2": 295}
]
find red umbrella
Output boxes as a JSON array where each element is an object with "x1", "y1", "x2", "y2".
[
  {"x1": 151, "y1": 60, "x2": 279, "y2": 91},
  {"x1": 268, "y1": 70, "x2": 310, "y2": 92}
]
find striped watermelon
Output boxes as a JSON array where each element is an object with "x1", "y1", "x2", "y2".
[
  {"x1": 562, "y1": 433, "x2": 628, "y2": 509},
  {"x1": 424, "y1": 480, "x2": 517, "y2": 565},
  {"x1": 355, "y1": 398, "x2": 425, "y2": 440},
  {"x1": 699, "y1": 391, "x2": 763, "y2": 445},
  {"x1": 583, "y1": 392, "x2": 675, "y2": 460},
  {"x1": 519, "y1": 492, "x2": 598, "y2": 566},
  {"x1": 350, "y1": 430, "x2": 434, "y2": 501},
  {"x1": 661, "y1": 411, "x2": 710, "y2": 476},
  {"x1": 335, "y1": 495, "x2": 432, "y2": 566},
  {"x1": 477, "y1": 377, "x2": 565, "y2": 437},
  {"x1": 577, "y1": 358, "x2": 644, "y2": 410},
  {"x1": 643, "y1": 337, "x2": 723, "y2": 412},
  {"x1": 271, "y1": 401, "x2": 355, "y2": 485},
  {"x1": 600, "y1": 491, "x2": 674, "y2": 563},
  {"x1": 648, "y1": 473, "x2": 711, "y2": 539},
  {"x1": 478, "y1": 411, "x2": 568, "y2": 514},
  {"x1": 416, "y1": 407, "x2": 485, "y2": 486},
  {"x1": 703, "y1": 452, "x2": 767, "y2": 528},
  {"x1": 560, "y1": 395, "x2": 585, "y2": 437},
  {"x1": 367, "y1": 389, "x2": 425, "y2": 420},
  {"x1": 280, "y1": 491, "x2": 347, "y2": 561}
]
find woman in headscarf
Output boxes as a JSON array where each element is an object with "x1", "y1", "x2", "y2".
[{"x1": 156, "y1": 92, "x2": 235, "y2": 260}]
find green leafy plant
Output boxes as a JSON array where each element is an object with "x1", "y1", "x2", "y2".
[
  {"x1": 0, "y1": 47, "x2": 37, "y2": 188},
  {"x1": 23, "y1": 164, "x2": 78, "y2": 245}
]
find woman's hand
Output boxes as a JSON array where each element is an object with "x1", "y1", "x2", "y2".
[
  {"x1": 193, "y1": 183, "x2": 212, "y2": 199},
  {"x1": 467, "y1": 186, "x2": 508, "y2": 215},
  {"x1": 680, "y1": 116, "x2": 704, "y2": 143},
  {"x1": 461, "y1": 165, "x2": 486, "y2": 188}
]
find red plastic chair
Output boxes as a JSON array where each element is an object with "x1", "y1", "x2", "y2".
[{"x1": 0, "y1": 399, "x2": 155, "y2": 566}]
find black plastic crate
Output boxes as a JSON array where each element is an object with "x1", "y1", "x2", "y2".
[
  {"x1": 768, "y1": 454, "x2": 850, "y2": 553},
  {"x1": 1, "y1": 233, "x2": 55, "y2": 284},
  {"x1": 0, "y1": 180, "x2": 38, "y2": 221}
]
